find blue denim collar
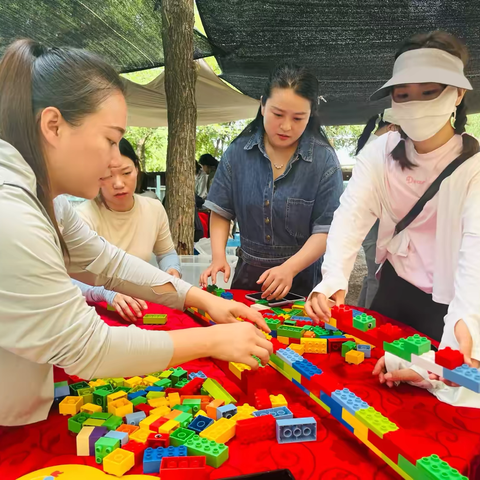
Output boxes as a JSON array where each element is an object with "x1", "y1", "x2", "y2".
[{"x1": 244, "y1": 126, "x2": 314, "y2": 163}]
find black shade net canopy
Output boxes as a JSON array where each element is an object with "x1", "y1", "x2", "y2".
[
  {"x1": 0, "y1": 0, "x2": 216, "y2": 73},
  {"x1": 197, "y1": 0, "x2": 480, "y2": 125}
]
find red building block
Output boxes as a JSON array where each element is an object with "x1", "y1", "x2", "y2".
[
  {"x1": 254, "y1": 389, "x2": 272, "y2": 410},
  {"x1": 331, "y1": 305, "x2": 353, "y2": 327},
  {"x1": 236, "y1": 415, "x2": 276, "y2": 444},
  {"x1": 179, "y1": 377, "x2": 204, "y2": 396},
  {"x1": 288, "y1": 403, "x2": 315, "y2": 419},
  {"x1": 164, "y1": 388, "x2": 182, "y2": 395},
  {"x1": 270, "y1": 338, "x2": 283, "y2": 353},
  {"x1": 122, "y1": 440, "x2": 146, "y2": 464},
  {"x1": 135, "y1": 403, "x2": 154, "y2": 415},
  {"x1": 289, "y1": 337, "x2": 301, "y2": 344},
  {"x1": 160, "y1": 456, "x2": 208, "y2": 480},
  {"x1": 150, "y1": 417, "x2": 170, "y2": 432},
  {"x1": 368, "y1": 429, "x2": 400, "y2": 463},
  {"x1": 377, "y1": 323, "x2": 403, "y2": 344},
  {"x1": 435, "y1": 347, "x2": 465, "y2": 371},
  {"x1": 328, "y1": 337, "x2": 349, "y2": 353},
  {"x1": 147, "y1": 432, "x2": 170, "y2": 448},
  {"x1": 385, "y1": 429, "x2": 439, "y2": 465},
  {"x1": 314, "y1": 373, "x2": 340, "y2": 397}
]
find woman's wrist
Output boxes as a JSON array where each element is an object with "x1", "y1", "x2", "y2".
[{"x1": 185, "y1": 286, "x2": 216, "y2": 312}]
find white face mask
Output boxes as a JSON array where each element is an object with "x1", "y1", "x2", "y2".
[{"x1": 391, "y1": 86, "x2": 459, "y2": 142}]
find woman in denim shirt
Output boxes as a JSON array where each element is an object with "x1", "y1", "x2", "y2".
[{"x1": 201, "y1": 64, "x2": 343, "y2": 299}]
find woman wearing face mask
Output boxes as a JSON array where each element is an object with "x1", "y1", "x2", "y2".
[
  {"x1": 200, "y1": 63, "x2": 344, "y2": 300},
  {"x1": 306, "y1": 31, "x2": 480, "y2": 406},
  {"x1": 0, "y1": 40, "x2": 272, "y2": 426}
]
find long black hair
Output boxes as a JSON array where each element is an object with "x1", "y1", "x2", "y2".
[
  {"x1": 241, "y1": 62, "x2": 331, "y2": 146},
  {"x1": 355, "y1": 113, "x2": 391, "y2": 155},
  {"x1": 390, "y1": 31, "x2": 479, "y2": 169}
]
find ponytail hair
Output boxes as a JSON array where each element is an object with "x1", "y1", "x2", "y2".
[
  {"x1": 355, "y1": 113, "x2": 390, "y2": 155},
  {"x1": 390, "y1": 31, "x2": 479, "y2": 170},
  {"x1": 0, "y1": 39, "x2": 125, "y2": 257}
]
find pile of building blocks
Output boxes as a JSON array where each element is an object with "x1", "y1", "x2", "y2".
[{"x1": 58, "y1": 364, "x2": 318, "y2": 477}]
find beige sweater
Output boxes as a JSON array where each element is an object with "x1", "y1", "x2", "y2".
[{"x1": 0, "y1": 139, "x2": 192, "y2": 426}]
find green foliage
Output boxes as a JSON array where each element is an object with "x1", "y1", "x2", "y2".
[
  {"x1": 122, "y1": 67, "x2": 163, "y2": 85},
  {"x1": 325, "y1": 125, "x2": 364, "y2": 156},
  {"x1": 466, "y1": 113, "x2": 480, "y2": 138},
  {"x1": 124, "y1": 126, "x2": 168, "y2": 172},
  {"x1": 196, "y1": 120, "x2": 251, "y2": 158}
]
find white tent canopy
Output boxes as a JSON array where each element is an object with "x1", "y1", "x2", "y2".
[{"x1": 124, "y1": 59, "x2": 260, "y2": 127}]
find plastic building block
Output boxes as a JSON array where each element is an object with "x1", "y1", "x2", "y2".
[
  {"x1": 83, "y1": 418, "x2": 106, "y2": 427},
  {"x1": 403, "y1": 334, "x2": 431, "y2": 356},
  {"x1": 188, "y1": 415, "x2": 214, "y2": 434},
  {"x1": 376, "y1": 323, "x2": 403, "y2": 344},
  {"x1": 168, "y1": 392, "x2": 181, "y2": 408},
  {"x1": 277, "y1": 325, "x2": 304, "y2": 339},
  {"x1": 184, "y1": 434, "x2": 229, "y2": 468},
  {"x1": 411, "y1": 352, "x2": 444, "y2": 377},
  {"x1": 254, "y1": 389, "x2": 272, "y2": 411},
  {"x1": 159, "y1": 419, "x2": 181, "y2": 434},
  {"x1": 143, "y1": 313, "x2": 167, "y2": 325},
  {"x1": 292, "y1": 360, "x2": 323, "y2": 380},
  {"x1": 103, "y1": 448, "x2": 135, "y2": 476},
  {"x1": 125, "y1": 411, "x2": 146, "y2": 426},
  {"x1": 176, "y1": 379, "x2": 190, "y2": 389},
  {"x1": 155, "y1": 379, "x2": 173, "y2": 390},
  {"x1": 331, "y1": 304, "x2": 353, "y2": 325},
  {"x1": 300, "y1": 338, "x2": 327, "y2": 354},
  {"x1": 383, "y1": 339, "x2": 411, "y2": 362},
  {"x1": 76, "y1": 426, "x2": 96, "y2": 456},
  {"x1": 67, "y1": 411, "x2": 91, "y2": 434},
  {"x1": 160, "y1": 456, "x2": 208, "y2": 480},
  {"x1": 356, "y1": 344, "x2": 371, "y2": 358},
  {"x1": 175, "y1": 412, "x2": 193, "y2": 428},
  {"x1": 200, "y1": 417, "x2": 236, "y2": 443},
  {"x1": 80, "y1": 403, "x2": 103, "y2": 415},
  {"x1": 221, "y1": 291, "x2": 234, "y2": 300},
  {"x1": 170, "y1": 427, "x2": 196, "y2": 446},
  {"x1": 107, "y1": 391, "x2": 128, "y2": 406},
  {"x1": 59, "y1": 396, "x2": 84, "y2": 416},
  {"x1": 341, "y1": 341, "x2": 357, "y2": 357},
  {"x1": 435, "y1": 347, "x2": 465, "y2": 370},
  {"x1": 236, "y1": 403, "x2": 257, "y2": 416},
  {"x1": 353, "y1": 313, "x2": 376, "y2": 332},
  {"x1": 92, "y1": 389, "x2": 112, "y2": 411},
  {"x1": 128, "y1": 390, "x2": 148, "y2": 401},
  {"x1": 54, "y1": 381, "x2": 71, "y2": 401},
  {"x1": 103, "y1": 415, "x2": 123, "y2": 431},
  {"x1": 345, "y1": 350, "x2": 365, "y2": 365},
  {"x1": 332, "y1": 389, "x2": 369, "y2": 416},
  {"x1": 188, "y1": 371, "x2": 207, "y2": 380},
  {"x1": 149, "y1": 397, "x2": 170, "y2": 409},
  {"x1": 253, "y1": 406, "x2": 293, "y2": 419},
  {"x1": 132, "y1": 396, "x2": 148, "y2": 407},
  {"x1": 206, "y1": 284, "x2": 218, "y2": 293},
  {"x1": 216, "y1": 403, "x2": 237, "y2": 419},
  {"x1": 179, "y1": 378, "x2": 204, "y2": 396},
  {"x1": 135, "y1": 403, "x2": 154, "y2": 416},
  {"x1": 276, "y1": 417, "x2": 317, "y2": 444},
  {"x1": 140, "y1": 414, "x2": 164, "y2": 431},
  {"x1": 289, "y1": 343, "x2": 305, "y2": 355},
  {"x1": 123, "y1": 439, "x2": 147, "y2": 464},
  {"x1": 144, "y1": 446, "x2": 188, "y2": 474},
  {"x1": 164, "y1": 409, "x2": 182, "y2": 420},
  {"x1": 417, "y1": 454, "x2": 468, "y2": 480},
  {"x1": 174, "y1": 404, "x2": 193, "y2": 414},
  {"x1": 442, "y1": 364, "x2": 480, "y2": 393},
  {"x1": 182, "y1": 399, "x2": 202, "y2": 415},
  {"x1": 276, "y1": 348, "x2": 304, "y2": 367},
  {"x1": 147, "y1": 432, "x2": 170, "y2": 449},
  {"x1": 355, "y1": 407, "x2": 399, "y2": 438},
  {"x1": 237, "y1": 415, "x2": 277, "y2": 444},
  {"x1": 117, "y1": 424, "x2": 139, "y2": 435},
  {"x1": 95, "y1": 437, "x2": 120, "y2": 464},
  {"x1": 170, "y1": 367, "x2": 188, "y2": 385},
  {"x1": 69, "y1": 381, "x2": 90, "y2": 396},
  {"x1": 202, "y1": 378, "x2": 237, "y2": 405},
  {"x1": 105, "y1": 430, "x2": 129, "y2": 446},
  {"x1": 130, "y1": 428, "x2": 152, "y2": 444}
]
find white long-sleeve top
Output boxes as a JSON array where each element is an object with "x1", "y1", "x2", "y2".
[
  {"x1": 312, "y1": 132, "x2": 480, "y2": 407},
  {"x1": 0, "y1": 139, "x2": 192, "y2": 426}
]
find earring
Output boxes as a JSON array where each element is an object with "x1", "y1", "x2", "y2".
[{"x1": 452, "y1": 108, "x2": 457, "y2": 125}]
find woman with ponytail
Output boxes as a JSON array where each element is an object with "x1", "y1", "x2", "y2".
[
  {"x1": 307, "y1": 31, "x2": 480, "y2": 406},
  {"x1": 0, "y1": 40, "x2": 272, "y2": 426}
]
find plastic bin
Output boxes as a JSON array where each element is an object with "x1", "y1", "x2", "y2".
[
  {"x1": 179, "y1": 255, "x2": 238, "y2": 289},
  {"x1": 194, "y1": 238, "x2": 238, "y2": 258}
]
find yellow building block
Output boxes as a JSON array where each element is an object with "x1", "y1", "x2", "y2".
[
  {"x1": 167, "y1": 392, "x2": 181, "y2": 408},
  {"x1": 108, "y1": 398, "x2": 133, "y2": 417},
  {"x1": 303, "y1": 330, "x2": 316, "y2": 338},
  {"x1": 159, "y1": 370, "x2": 173, "y2": 379},
  {"x1": 229, "y1": 362, "x2": 251, "y2": 379},
  {"x1": 282, "y1": 363, "x2": 302, "y2": 383},
  {"x1": 139, "y1": 415, "x2": 162, "y2": 431},
  {"x1": 59, "y1": 396, "x2": 84, "y2": 416},
  {"x1": 103, "y1": 448, "x2": 135, "y2": 477},
  {"x1": 345, "y1": 350, "x2": 365, "y2": 365},
  {"x1": 129, "y1": 428, "x2": 151, "y2": 444},
  {"x1": 325, "y1": 317, "x2": 337, "y2": 328},
  {"x1": 344, "y1": 334, "x2": 373, "y2": 347},
  {"x1": 149, "y1": 406, "x2": 171, "y2": 417},
  {"x1": 80, "y1": 403, "x2": 103, "y2": 415},
  {"x1": 309, "y1": 392, "x2": 330, "y2": 413},
  {"x1": 107, "y1": 391, "x2": 127, "y2": 404},
  {"x1": 236, "y1": 403, "x2": 257, "y2": 416},
  {"x1": 158, "y1": 419, "x2": 180, "y2": 434},
  {"x1": 200, "y1": 417, "x2": 235, "y2": 443},
  {"x1": 277, "y1": 336, "x2": 290, "y2": 345},
  {"x1": 142, "y1": 375, "x2": 160, "y2": 386},
  {"x1": 289, "y1": 344, "x2": 305, "y2": 355},
  {"x1": 262, "y1": 331, "x2": 272, "y2": 341},
  {"x1": 195, "y1": 409, "x2": 207, "y2": 418},
  {"x1": 301, "y1": 337, "x2": 327, "y2": 354},
  {"x1": 270, "y1": 394, "x2": 288, "y2": 408},
  {"x1": 230, "y1": 412, "x2": 253, "y2": 423},
  {"x1": 148, "y1": 397, "x2": 170, "y2": 408},
  {"x1": 342, "y1": 409, "x2": 368, "y2": 442},
  {"x1": 124, "y1": 376, "x2": 143, "y2": 388},
  {"x1": 89, "y1": 379, "x2": 106, "y2": 389},
  {"x1": 164, "y1": 410, "x2": 182, "y2": 420},
  {"x1": 76, "y1": 426, "x2": 94, "y2": 456}
]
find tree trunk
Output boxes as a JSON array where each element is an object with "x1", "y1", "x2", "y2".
[{"x1": 161, "y1": 0, "x2": 197, "y2": 255}]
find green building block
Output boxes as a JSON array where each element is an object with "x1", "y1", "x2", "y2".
[
  {"x1": 131, "y1": 396, "x2": 148, "y2": 406},
  {"x1": 265, "y1": 319, "x2": 280, "y2": 331},
  {"x1": 107, "y1": 304, "x2": 116, "y2": 311},
  {"x1": 77, "y1": 387, "x2": 94, "y2": 405},
  {"x1": 170, "y1": 367, "x2": 188, "y2": 386},
  {"x1": 154, "y1": 378, "x2": 172, "y2": 389},
  {"x1": 146, "y1": 391, "x2": 165, "y2": 400},
  {"x1": 83, "y1": 418, "x2": 106, "y2": 427},
  {"x1": 417, "y1": 454, "x2": 468, "y2": 480},
  {"x1": 92, "y1": 412, "x2": 112, "y2": 421},
  {"x1": 355, "y1": 407, "x2": 398, "y2": 438},
  {"x1": 183, "y1": 399, "x2": 202, "y2": 414},
  {"x1": 170, "y1": 427, "x2": 196, "y2": 446},
  {"x1": 202, "y1": 378, "x2": 237, "y2": 405},
  {"x1": 185, "y1": 434, "x2": 229, "y2": 468},
  {"x1": 128, "y1": 385, "x2": 145, "y2": 393},
  {"x1": 143, "y1": 313, "x2": 167, "y2": 325},
  {"x1": 255, "y1": 299, "x2": 269, "y2": 306},
  {"x1": 288, "y1": 309, "x2": 304, "y2": 316},
  {"x1": 109, "y1": 378, "x2": 125, "y2": 388},
  {"x1": 383, "y1": 339, "x2": 411, "y2": 362},
  {"x1": 68, "y1": 412, "x2": 91, "y2": 434},
  {"x1": 94, "y1": 383, "x2": 114, "y2": 393},
  {"x1": 95, "y1": 437, "x2": 119, "y2": 464},
  {"x1": 69, "y1": 381, "x2": 90, "y2": 396},
  {"x1": 313, "y1": 326, "x2": 329, "y2": 337},
  {"x1": 353, "y1": 313, "x2": 376, "y2": 332},
  {"x1": 176, "y1": 379, "x2": 190, "y2": 389},
  {"x1": 214, "y1": 288, "x2": 225, "y2": 296},
  {"x1": 206, "y1": 284, "x2": 218, "y2": 293},
  {"x1": 277, "y1": 325, "x2": 303, "y2": 339},
  {"x1": 332, "y1": 330, "x2": 344, "y2": 336},
  {"x1": 271, "y1": 307, "x2": 288, "y2": 315},
  {"x1": 103, "y1": 415, "x2": 123, "y2": 431},
  {"x1": 269, "y1": 353, "x2": 285, "y2": 369},
  {"x1": 403, "y1": 334, "x2": 431, "y2": 356},
  {"x1": 398, "y1": 455, "x2": 429, "y2": 480},
  {"x1": 113, "y1": 386, "x2": 131, "y2": 394},
  {"x1": 302, "y1": 325, "x2": 313, "y2": 332},
  {"x1": 175, "y1": 412, "x2": 193, "y2": 428},
  {"x1": 341, "y1": 341, "x2": 357, "y2": 357},
  {"x1": 173, "y1": 404, "x2": 193, "y2": 414},
  {"x1": 283, "y1": 320, "x2": 296, "y2": 327},
  {"x1": 93, "y1": 388, "x2": 112, "y2": 411}
]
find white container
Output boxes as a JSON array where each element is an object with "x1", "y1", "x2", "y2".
[
  {"x1": 194, "y1": 237, "x2": 238, "y2": 258},
  {"x1": 179, "y1": 255, "x2": 237, "y2": 289}
]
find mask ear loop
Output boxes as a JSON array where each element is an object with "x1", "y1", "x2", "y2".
[{"x1": 452, "y1": 107, "x2": 457, "y2": 127}]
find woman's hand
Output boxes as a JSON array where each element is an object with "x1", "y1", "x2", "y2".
[
  {"x1": 372, "y1": 356, "x2": 423, "y2": 387},
  {"x1": 166, "y1": 268, "x2": 181, "y2": 279},
  {"x1": 257, "y1": 264, "x2": 293, "y2": 300},
  {"x1": 111, "y1": 293, "x2": 147, "y2": 323},
  {"x1": 200, "y1": 258, "x2": 231, "y2": 288},
  {"x1": 305, "y1": 290, "x2": 345, "y2": 323},
  {"x1": 428, "y1": 319, "x2": 480, "y2": 386}
]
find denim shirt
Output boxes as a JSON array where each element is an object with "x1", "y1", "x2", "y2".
[{"x1": 204, "y1": 127, "x2": 343, "y2": 268}]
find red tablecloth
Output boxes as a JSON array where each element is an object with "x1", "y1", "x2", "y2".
[{"x1": 1, "y1": 292, "x2": 479, "y2": 480}]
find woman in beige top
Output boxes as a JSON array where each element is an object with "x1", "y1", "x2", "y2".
[{"x1": 0, "y1": 39, "x2": 272, "y2": 427}]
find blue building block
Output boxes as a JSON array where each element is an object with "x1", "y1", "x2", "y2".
[
  {"x1": 291, "y1": 316, "x2": 313, "y2": 323},
  {"x1": 54, "y1": 384, "x2": 71, "y2": 401},
  {"x1": 324, "y1": 323, "x2": 339, "y2": 331},
  {"x1": 332, "y1": 389, "x2": 369, "y2": 416},
  {"x1": 292, "y1": 378, "x2": 309, "y2": 395},
  {"x1": 442, "y1": 364, "x2": 480, "y2": 393},
  {"x1": 292, "y1": 360, "x2": 322, "y2": 380},
  {"x1": 319, "y1": 392, "x2": 354, "y2": 432},
  {"x1": 276, "y1": 417, "x2": 317, "y2": 444},
  {"x1": 105, "y1": 430, "x2": 129, "y2": 446},
  {"x1": 351, "y1": 309, "x2": 363, "y2": 318},
  {"x1": 221, "y1": 292, "x2": 234, "y2": 300},
  {"x1": 270, "y1": 330, "x2": 277, "y2": 338},
  {"x1": 356, "y1": 344, "x2": 371, "y2": 358},
  {"x1": 188, "y1": 415, "x2": 214, "y2": 434},
  {"x1": 128, "y1": 390, "x2": 148, "y2": 401},
  {"x1": 143, "y1": 446, "x2": 187, "y2": 474},
  {"x1": 125, "y1": 411, "x2": 146, "y2": 426},
  {"x1": 253, "y1": 406, "x2": 293, "y2": 420},
  {"x1": 145, "y1": 386, "x2": 164, "y2": 392},
  {"x1": 316, "y1": 335, "x2": 346, "y2": 340},
  {"x1": 188, "y1": 371, "x2": 208, "y2": 380},
  {"x1": 276, "y1": 348, "x2": 304, "y2": 366},
  {"x1": 216, "y1": 404, "x2": 237, "y2": 420}
]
